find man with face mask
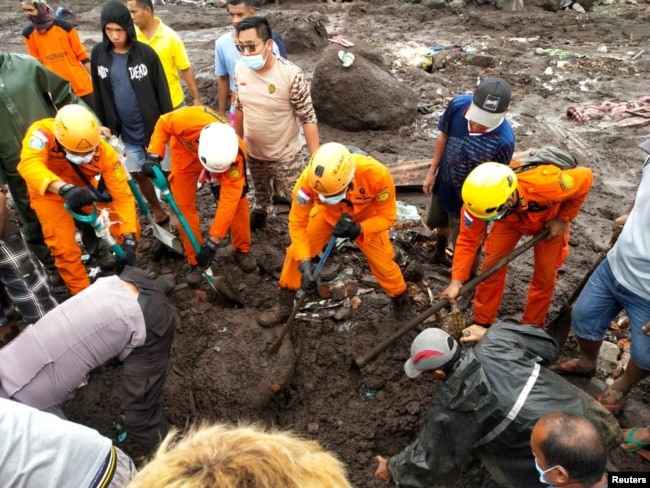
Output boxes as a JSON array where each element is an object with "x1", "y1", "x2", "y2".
[
  {"x1": 17, "y1": 104, "x2": 138, "y2": 295},
  {"x1": 215, "y1": 0, "x2": 285, "y2": 124},
  {"x1": 233, "y1": 16, "x2": 319, "y2": 230},
  {"x1": 257, "y1": 143, "x2": 411, "y2": 327},
  {"x1": 530, "y1": 413, "x2": 608, "y2": 488}
]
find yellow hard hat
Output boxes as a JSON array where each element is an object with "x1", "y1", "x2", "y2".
[
  {"x1": 308, "y1": 143, "x2": 355, "y2": 196},
  {"x1": 53, "y1": 104, "x2": 101, "y2": 153},
  {"x1": 462, "y1": 162, "x2": 517, "y2": 220}
]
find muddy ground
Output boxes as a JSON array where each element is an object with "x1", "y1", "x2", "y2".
[{"x1": 2, "y1": 0, "x2": 650, "y2": 486}]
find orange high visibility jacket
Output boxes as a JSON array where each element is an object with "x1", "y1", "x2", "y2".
[
  {"x1": 22, "y1": 21, "x2": 93, "y2": 97},
  {"x1": 147, "y1": 105, "x2": 247, "y2": 239},
  {"x1": 452, "y1": 164, "x2": 593, "y2": 282},
  {"x1": 288, "y1": 153, "x2": 397, "y2": 261},
  {"x1": 17, "y1": 118, "x2": 137, "y2": 235}
]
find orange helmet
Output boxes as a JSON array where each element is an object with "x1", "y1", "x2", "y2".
[
  {"x1": 53, "y1": 104, "x2": 101, "y2": 153},
  {"x1": 307, "y1": 143, "x2": 355, "y2": 196}
]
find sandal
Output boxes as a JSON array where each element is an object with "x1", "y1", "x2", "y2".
[
  {"x1": 549, "y1": 360, "x2": 596, "y2": 378},
  {"x1": 621, "y1": 427, "x2": 650, "y2": 453},
  {"x1": 338, "y1": 50, "x2": 355, "y2": 68}
]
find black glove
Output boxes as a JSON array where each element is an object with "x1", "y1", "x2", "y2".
[
  {"x1": 118, "y1": 234, "x2": 137, "y2": 267},
  {"x1": 59, "y1": 183, "x2": 95, "y2": 210},
  {"x1": 141, "y1": 154, "x2": 162, "y2": 178},
  {"x1": 298, "y1": 260, "x2": 317, "y2": 293},
  {"x1": 196, "y1": 238, "x2": 218, "y2": 268},
  {"x1": 333, "y1": 213, "x2": 362, "y2": 240}
]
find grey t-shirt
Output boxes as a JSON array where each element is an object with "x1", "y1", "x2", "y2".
[
  {"x1": 0, "y1": 398, "x2": 112, "y2": 487},
  {"x1": 0, "y1": 275, "x2": 146, "y2": 411}
]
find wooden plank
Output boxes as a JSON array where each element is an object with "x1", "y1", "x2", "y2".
[{"x1": 386, "y1": 160, "x2": 430, "y2": 189}]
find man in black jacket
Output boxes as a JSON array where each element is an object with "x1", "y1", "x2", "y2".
[
  {"x1": 373, "y1": 324, "x2": 621, "y2": 488},
  {"x1": 91, "y1": 0, "x2": 172, "y2": 225}
]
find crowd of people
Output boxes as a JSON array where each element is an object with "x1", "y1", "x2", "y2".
[{"x1": 0, "y1": 0, "x2": 648, "y2": 486}]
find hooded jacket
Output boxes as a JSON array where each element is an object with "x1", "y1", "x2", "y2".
[
  {"x1": 387, "y1": 323, "x2": 621, "y2": 488},
  {"x1": 90, "y1": 0, "x2": 172, "y2": 144}
]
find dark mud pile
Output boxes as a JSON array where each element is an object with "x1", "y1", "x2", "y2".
[{"x1": 1, "y1": 1, "x2": 649, "y2": 486}]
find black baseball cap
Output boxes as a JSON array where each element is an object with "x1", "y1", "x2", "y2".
[{"x1": 465, "y1": 77, "x2": 512, "y2": 129}]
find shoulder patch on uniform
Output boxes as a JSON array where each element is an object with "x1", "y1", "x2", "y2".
[
  {"x1": 268, "y1": 84, "x2": 276, "y2": 94},
  {"x1": 463, "y1": 209, "x2": 474, "y2": 228},
  {"x1": 228, "y1": 167, "x2": 241, "y2": 180},
  {"x1": 296, "y1": 187, "x2": 311, "y2": 206},
  {"x1": 28, "y1": 128, "x2": 49, "y2": 150},
  {"x1": 376, "y1": 190, "x2": 391, "y2": 202},
  {"x1": 114, "y1": 165, "x2": 126, "y2": 180},
  {"x1": 559, "y1": 173, "x2": 574, "y2": 190}
]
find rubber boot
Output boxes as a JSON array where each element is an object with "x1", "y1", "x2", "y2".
[
  {"x1": 257, "y1": 288, "x2": 295, "y2": 328},
  {"x1": 432, "y1": 234, "x2": 450, "y2": 266},
  {"x1": 392, "y1": 291, "x2": 413, "y2": 321}
]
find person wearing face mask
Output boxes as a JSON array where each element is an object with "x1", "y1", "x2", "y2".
[
  {"x1": 530, "y1": 413, "x2": 608, "y2": 488},
  {"x1": 233, "y1": 16, "x2": 319, "y2": 230},
  {"x1": 440, "y1": 160, "x2": 592, "y2": 328},
  {"x1": 373, "y1": 324, "x2": 620, "y2": 488},
  {"x1": 17, "y1": 104, "x2": 139, "y2": 295},
  {"x1": 20, "y1": 1, "x2": 95, "y2": 109},
  {"x1": 257, "y1": 143, "x2": 411, "y2": 327},
  {"x1": 422, "y1": 78, "x2": 515, "y2": 265}
]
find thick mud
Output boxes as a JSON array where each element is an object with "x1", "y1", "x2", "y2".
[{"x1": 2, "y1": 1, "x2": 649, "y2": 486}]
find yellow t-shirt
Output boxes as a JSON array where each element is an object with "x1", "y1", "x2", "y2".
[{"x1": 136, "y1": 18, "x2": 191, "y2": 107}]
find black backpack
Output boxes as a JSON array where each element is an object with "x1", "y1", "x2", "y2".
[{"x1": 513, "y1": 146, "x2": 578, "y2": 173}]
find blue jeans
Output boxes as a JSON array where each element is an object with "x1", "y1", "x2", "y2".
[{"x1": 572, "y1": 257, "x2": 650, "y2": 370}]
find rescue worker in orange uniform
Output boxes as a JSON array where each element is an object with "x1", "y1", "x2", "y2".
[
  {"x1": 17, "y1": 104, "x2": 138, "y2": 295},
  {"x1": 142, "y1": 105, "x2": 256, "y2": 276},
  {"x1": 441, "y1": 161, "x2": 593, "y2": 327},
  {"x1": 258, "y1": 143, "x2": 412, "y2": 327}
]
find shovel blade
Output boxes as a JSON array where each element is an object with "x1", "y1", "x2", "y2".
[
  {"x1": 205, "y1": 273, "x2": 243, "y2": 306},
  {"x1": 149, "y1": 217, "x2": 184, "y2": 255}
]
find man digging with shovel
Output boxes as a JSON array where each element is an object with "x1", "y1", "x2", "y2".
[
  {"x1": 258, "y1": 143, "x2": 412, "y2": 327},
  {"x1": 441, "y1": 159, "x2": 593, "y2": 328},
  {"x1": 142, "y1": 106, "x2": 257, "y2": 284}
]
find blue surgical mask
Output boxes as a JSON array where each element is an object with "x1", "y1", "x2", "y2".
[
  {"x1": 534, "y1": 457, "x2": 561, "y2": 485},
  {"x1": 318, "y1": 192, "x2": 346, "y2": 205},
  {"x1": 242, "y1": 52, "x2": 267, "y2": 71},
  {"x1": 65, "y1": 150, "x2": 93, "y2": 165}
]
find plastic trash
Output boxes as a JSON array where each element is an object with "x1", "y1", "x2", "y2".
[
  {"x1": 396, "y1": 201, "x2": 421, "y2": 229},
  {"x1": 338, "y1": 50, "x2": 355, "y2": 68},
  {"x1": 535, "y1": 48, "x2": 571, "y2": 59}
]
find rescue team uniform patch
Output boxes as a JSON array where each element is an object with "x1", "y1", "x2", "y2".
[
  {"x1": 228, "y1": 168, "x2": 241, "y2": 180},
  {"x1": 28, "y1": 128, "x2": 50, "y2": 150},
  {"x1": 376, "y1": 191, "x2": 390, "y2": 202},
  {"x1": 296, "y1": 187, "x2": 311, "y2": 206},
  {"x1": 463, "y1": 209, "x2": 474, "y2": 228}
]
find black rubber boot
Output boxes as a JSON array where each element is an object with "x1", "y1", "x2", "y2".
[
  {"x1": 432, "y1": 234, "x2": 450, "y2": 266},
  {"x1": 392, "y1": 291, "x2": 413, "y2": 321}
]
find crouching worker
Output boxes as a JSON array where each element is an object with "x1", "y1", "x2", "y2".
[
  {"x1": 0, "y1": 398, "x2": 136, "y2": 487},
  {"x1": 0, "y1": 267, "x2": 176, "y2": 453},
  {"x1": 142, "y1": 105, "x2": 256, "y2": 279},
  {"x1": 374, "y1": 323, "x2": 621, "y2": 487},
  {"x1": 17, "y1": 104, "x2": 139, "y2": 294},
  {"x1": 258, "y1": 143, "x2": 411, "y2": 327}
]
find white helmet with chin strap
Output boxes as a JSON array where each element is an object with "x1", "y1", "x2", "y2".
[{"x1": 198, "y1": 123, "x2": 240, "y2": 173}]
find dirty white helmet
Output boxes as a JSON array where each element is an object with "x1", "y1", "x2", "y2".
[{"x1": 198, "y1": 123, "x2": 240, "y2": 173}]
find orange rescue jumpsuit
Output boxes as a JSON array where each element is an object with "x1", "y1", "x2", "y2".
[
  {"x1": 147, "y1": 105, "x2": 250, "y2": 265},
  {"x1": 452, "y1": 164, "x2": 593, "y2": 326},
  {"x1": 18, "y1": 119, "x2": 138, "y2": 294},
  {"x1": 279, "y1": 154, "x2": 406, "y2": 296}
]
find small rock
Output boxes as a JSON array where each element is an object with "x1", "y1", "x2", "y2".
[
  {"x1": 307, "y1": 422, "x2": 319, "y2": 433},
  {"x1": 572, "y1": 2, "x2": 586, "y2": 11},
  {"x1": 349, "y1": 296, "x2": 362, "y2": 309},
  {"x1": 194, "y1": 290, "x2": 209, "y2": 303},
  {"x1": 333, "y1": 307, "x2": 351, "y2": 321}
]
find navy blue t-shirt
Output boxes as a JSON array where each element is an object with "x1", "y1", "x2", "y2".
[
  {"x1": 434, "y1": 94, "x2": 515, "y2": 216},
  {"x1": 109, "y1": 51, "x2": 145, "y2": 145}
]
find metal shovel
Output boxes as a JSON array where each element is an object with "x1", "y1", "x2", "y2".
[
  {"x1": 150, "y1": 165, "x2": 243, "y2": 306},
  {"x1": 107, "y1": 136, "x2": 184, "y2": 255}
]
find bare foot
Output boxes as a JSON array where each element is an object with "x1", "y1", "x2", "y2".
[{"x1": 549, "y1": 359, "x2": 596, "y2": 378}]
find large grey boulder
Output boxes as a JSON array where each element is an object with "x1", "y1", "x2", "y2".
[{"x1": 311, "y1": 43, "x2": 418, "y2": 131}]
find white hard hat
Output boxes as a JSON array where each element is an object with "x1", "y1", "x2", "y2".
[{"x1": 198, "y1": 123, "x2": 240, "y2": 173}]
